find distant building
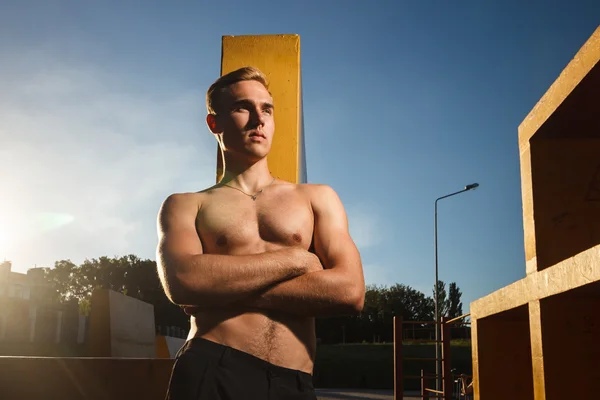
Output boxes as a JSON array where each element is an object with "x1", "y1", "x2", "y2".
[{"x1": 0, "y1": 261, "x2": 64, "y2": 345}]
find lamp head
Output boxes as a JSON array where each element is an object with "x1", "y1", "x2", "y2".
[{"x1": 465, "y1": 183, "x2": 479, "y2": 191}]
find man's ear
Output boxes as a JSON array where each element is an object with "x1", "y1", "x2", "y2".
[{"x1": 206, "y1": 114, "x2": 221, "y2": 134}]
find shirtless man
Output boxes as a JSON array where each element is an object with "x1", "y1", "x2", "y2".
[{"x1": 156, "y1": 66, "x2": 365, "y2": 400}]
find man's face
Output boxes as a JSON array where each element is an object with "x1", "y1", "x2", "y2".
[{"x1": 214, "y1": 80, "x2": 275, "y2": 161}]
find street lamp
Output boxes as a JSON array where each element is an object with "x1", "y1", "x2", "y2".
[{"x1": 434, "y1": 183, "x2": 479, "y2": 392}]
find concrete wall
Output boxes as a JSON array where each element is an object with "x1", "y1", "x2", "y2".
[
  {"x1": 156, "y1": 335, "x2": 186, "y2": 359},
  {"x1": 89, "y1": 289, "x2": 156, "y2": 358}
]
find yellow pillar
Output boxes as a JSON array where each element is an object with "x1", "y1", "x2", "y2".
[
  {"x1": 218, "y1": 34, "x2": 306, "y2": 184},
  {"x1": 528, "y1": 300, "x2": 546, "y2": 400}
]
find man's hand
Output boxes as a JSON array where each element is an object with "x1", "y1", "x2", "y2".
[
  {"x1": 281, "y1": 247, "x2": 323, "y2": 272},
  {"x1": 302, "y1": 250, "x2": 324, "y2": 273}
]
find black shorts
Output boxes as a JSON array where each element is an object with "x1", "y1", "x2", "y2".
[{"x1": 166, "y1": 337, "x2": 317, "y2": 400}]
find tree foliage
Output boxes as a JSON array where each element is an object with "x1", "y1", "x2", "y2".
[
  {"x1": 433, "y1": 280, "x2": 449, "y2": 318},
  {"x1": 42, "y1": 255, "x2": 188, "y2": 328},
  {"x1": 431, "y1": 280, "x2": 464, "y2": 321},
  {"x1": 448, "y1": 282, "x2": 463, "y2": 320}
]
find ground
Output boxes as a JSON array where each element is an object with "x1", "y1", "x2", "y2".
[{"x1": 316, "y1": 389, "x2": 423, "y2": 399}]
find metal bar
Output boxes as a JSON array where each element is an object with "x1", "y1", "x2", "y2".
[
  {"x1": 434, "y1": 196, "x2": 440, "y2": 393},
  {"x1": 445, "y1": 313, "x2": 471, "y2": 325},
  {"x1": 441, "y1": 316, "x2": 452, "y2": 400},
  {"x1": 394, "y1": 316, "x2": 403, "y2": 400},
  {"x1": 405, "y1": 374, "x2": 442, "y2": 379},
  {"x1": 421, "y1": 369, "x2": 429, "y2": 400},
  {"x1": 403, "y1": 339, "x2": 441, "y2": 343}
]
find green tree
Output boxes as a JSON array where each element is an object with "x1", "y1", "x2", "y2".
[
  {"x1": 448, "y1": 282, "x2": 463, "y2": 320},
  {"x1": 386, "y1": 283, "x2": 434, "y2": 322},
  {"x1": 433, "y1": 280, "x2": 449, "y2": 318},
  {"x1": 432, "y1": 280, "x2": 463, "y2": 319},
  {"x1": 42, "y1": 260, "x2": 80, "y2": 303},
  {"x1": 42, "y1": 255, "x2": 188, "y2": 327}
]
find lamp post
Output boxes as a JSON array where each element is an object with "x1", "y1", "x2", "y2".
[{"x1": 434, "y1": 183, "x2": 479, "y2": 392}]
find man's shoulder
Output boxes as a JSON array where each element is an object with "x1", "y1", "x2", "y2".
[
  {"x1": 162, "y1": 183, "x2": 224, "y2": 204},
  {"x1": 163, "y1": 190, "x2": 204, "y2": 202},
  {"x1": 295, "y1": 183, "x2": 341, "y2": 205},
  {"x1": 297, "y1": 182, "x2": 337, "y2": 194},
  {"x1": 159, "y1": 191, "x2": 205, "y2": 215}
]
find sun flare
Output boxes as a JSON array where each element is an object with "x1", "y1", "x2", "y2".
[{"x1": 0, "y1": 210, "x2": 19, "y2": 259}]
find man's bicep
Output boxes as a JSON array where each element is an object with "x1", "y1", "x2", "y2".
[
  {"x1": 156, "y1": 194, "x2": 203, "y2": 268},
  {"x1": 312, "y1": 185, "x2": 361, "y2": 270}
]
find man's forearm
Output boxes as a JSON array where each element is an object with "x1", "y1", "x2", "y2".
[
  {"x1": 162, "y1": 248, "x2": 314, "y2": 307},
  {"x1": 247, "y1": 269, "x2": 364, "y2": 317}
]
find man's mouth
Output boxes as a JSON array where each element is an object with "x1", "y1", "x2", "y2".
[{"x1": 249, "y1": 131, "x2": 266, "y2": 139}]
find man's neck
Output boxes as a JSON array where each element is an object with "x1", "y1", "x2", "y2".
[{"x1": 220, "y1": 157, "x2": 273, "y2": 193}]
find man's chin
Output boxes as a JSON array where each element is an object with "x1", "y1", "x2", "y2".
[
  {"x1": 243, "y1": 151, "x2": 269, "y2": 161},
  {"x1": 223, "y1": 152, "x2": 268, "y2": 166}
]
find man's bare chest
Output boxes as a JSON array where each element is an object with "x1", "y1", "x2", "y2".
[{"x1": 196, "y1": 191, "x2": 314, "y2": 253}]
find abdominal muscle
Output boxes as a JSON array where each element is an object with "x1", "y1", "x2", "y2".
[{"x1": 188, "y1": 308, "x2": 316, "y2": 374}]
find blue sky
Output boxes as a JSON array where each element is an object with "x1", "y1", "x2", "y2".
[{"x1": 0, "y1": 0, "x2": 598, "y2": 308}]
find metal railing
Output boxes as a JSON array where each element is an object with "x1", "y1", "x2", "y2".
[
  {"x1": 452, "y1": 373, "x2": 473, "y2": 400},
  {"x1": 394, "y1": 313, "x2": 471, "y2": 400}
]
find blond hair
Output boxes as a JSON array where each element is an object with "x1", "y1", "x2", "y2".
[{"x1": 206, "y1": 66, "x2": 269, "y2": 114}]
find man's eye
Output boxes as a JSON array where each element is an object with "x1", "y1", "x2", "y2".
[{"x1": 263, "y1": 108, "x2": 273, "y2": 115}]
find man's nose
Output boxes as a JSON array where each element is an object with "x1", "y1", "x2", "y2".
[{"x1": 251, "y1": 107, "x2": 265, "y2": 125}]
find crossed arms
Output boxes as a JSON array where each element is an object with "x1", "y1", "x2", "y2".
[{"x1": 155, "y1": 185, "x2": 365, "y2": 317}]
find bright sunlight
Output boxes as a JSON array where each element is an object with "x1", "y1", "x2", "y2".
[{"x1": 0, "y1": 218, "x2": 10, "y2": 259}]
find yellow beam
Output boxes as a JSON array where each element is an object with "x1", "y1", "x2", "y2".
[
  {"x1": 517, "y1": 26, "x2": 600, "y2": 274},
  {"x1": 218, "y1": 34, "x2": 306, "y2": 184},
  {"x1": 518, "y1": 25, "x2": 600, "y2": 147}
]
